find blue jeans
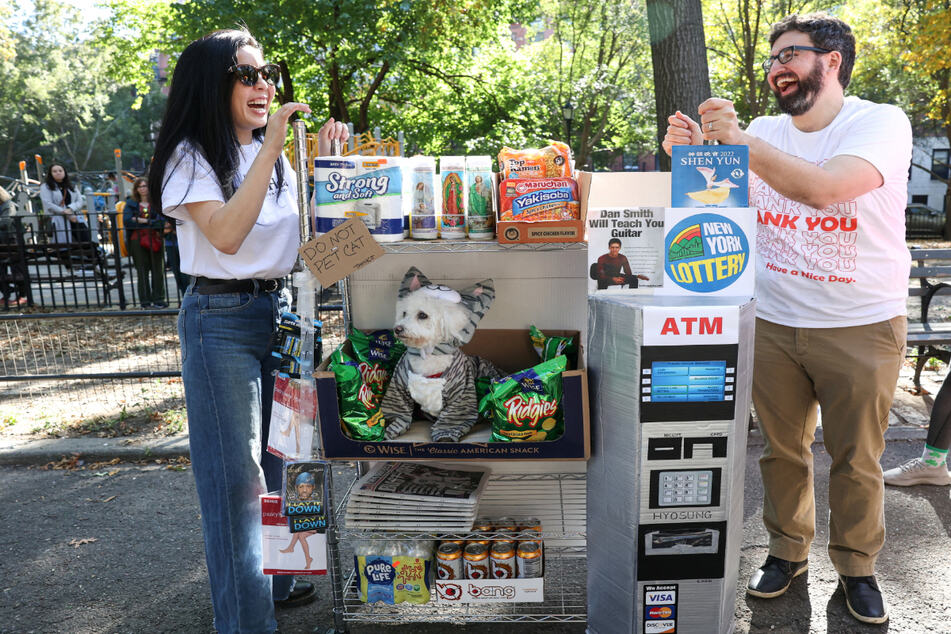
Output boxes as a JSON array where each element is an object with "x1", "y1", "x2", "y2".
[{"x1": 178, "y1": 282, "x2": 295, "y2": 633}]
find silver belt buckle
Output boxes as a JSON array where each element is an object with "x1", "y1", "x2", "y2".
[{"x1": 262, "y1": 279, "x2": 279, "y2": 293}]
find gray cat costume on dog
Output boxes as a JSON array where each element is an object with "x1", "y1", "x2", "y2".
[{"x1": 381, "y1": 267, "x2": 503, "y2": 442}]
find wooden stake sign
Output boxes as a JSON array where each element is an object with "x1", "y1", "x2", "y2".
[{"x1": 298, "y1": 219, "x2": 385, "y2": 288}]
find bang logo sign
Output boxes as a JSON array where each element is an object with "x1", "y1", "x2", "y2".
[{"x1": 662, "y1": 210, "x2": 753, "y2": 296}]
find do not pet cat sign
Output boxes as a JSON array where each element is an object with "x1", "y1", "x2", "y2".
[{"x1": 299, "y1": 218, "x2": 385, "y2": 288}]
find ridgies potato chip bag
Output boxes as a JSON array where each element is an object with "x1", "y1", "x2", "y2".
[
  {"x1": 329, "y1": 329, "x2": 404, "y2": 441},
  {"x1": 482, "y1": 355, "x2": 567, "y2": 442},
  {"x1": 355, "y1": 555, "x2": 433, "y2": 604}
]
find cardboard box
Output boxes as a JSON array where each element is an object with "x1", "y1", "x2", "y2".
[
  {"x1": 495, "y1": 172, "x2": 590, "y2": 244},
  {"x1": 494, "y1": 171, "x2": 672, "y2": 244},
  {"x1": 435, "y1": 577, "x2": 544, "y2": 603},
  {"x1": 315, "y1": 329, "x2": 589, "y2": 461},
  {"x1": 260, "y1": 493, "x2": 327, "y2": 575}
]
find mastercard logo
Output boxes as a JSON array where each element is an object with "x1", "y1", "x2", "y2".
[{"x1": 649, "y1": 606, "x2": 673, "y2": 619}]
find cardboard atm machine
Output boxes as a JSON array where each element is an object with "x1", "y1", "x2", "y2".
[
  {"x1": 586, "y1": 296, "x2": 754, "y2": 634},
  {"x1": 584, "y1": 160, "x2": 756, "y2": 634}
]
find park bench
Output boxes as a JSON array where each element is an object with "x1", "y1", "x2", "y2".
[
  {"x1": 907, "y1": 247, "x2": 951, "y2": 391},
  {"x1": 0, "y1": 239, "x2": 115, "y2": 304}
]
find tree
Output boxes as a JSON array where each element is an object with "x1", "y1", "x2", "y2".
[
  {"x1": 0, "y1": 0, "x2": 165, "y2": 178},
  {"x1": 703, "y1": 0, "x2": 822, "y2": 124},
  {"x1": 897, "y1": 0, "x2": 951, "y2": 231},
  {"x1": 647, "y1": 0, "x2": 712, "y2": 171},
  {"x1": 531, "y1": 0, "x2": 655, "y2": 169}
]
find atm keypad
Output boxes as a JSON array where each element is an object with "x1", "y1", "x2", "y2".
[{"x1": 659, "y1": 470, "x2": 713, "y2": 506}]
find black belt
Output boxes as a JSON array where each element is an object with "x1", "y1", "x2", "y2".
[{"x1": 193, "y1": 277, "x2": 283, "y2": 294}]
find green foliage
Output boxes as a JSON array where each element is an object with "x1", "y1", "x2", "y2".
[{"x1": 0, "y1": 0, "x2": 165, "y2": 178}]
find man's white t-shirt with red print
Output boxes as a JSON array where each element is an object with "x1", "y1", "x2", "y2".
[{"x1": 747, "y1": 96, "x2": 912, "y2": 328}]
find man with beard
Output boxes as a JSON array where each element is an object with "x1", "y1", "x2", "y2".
[{"x1": 663, "y1": 13, "x2": 910, "y2": 625}]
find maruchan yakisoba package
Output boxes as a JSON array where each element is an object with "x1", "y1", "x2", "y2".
[
  {"x1": 498, "y1": 141, "x2": 573, "y2": 179},
  {"x1": 481, "y1": 355, "x2": 567, "y2": 442},
  {"x1": 498, "y1": 177, "x2": 580, "y2": 222}
]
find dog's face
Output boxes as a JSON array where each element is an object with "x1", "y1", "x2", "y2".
[
  {"x1": 393, "y1": 288, "x2": 470, "y2": 351},
  {"x1": 392, "y1": 267, "x2": 495, "y2": 352}
]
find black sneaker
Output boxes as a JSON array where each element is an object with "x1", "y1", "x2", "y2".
[
  {"x1": 274, "y1": 580, "x2": 317, "y2": 609},
  {"x1": 747, "y1": 555, "x2": 808, "y2": 598},
  {"x1": 839, "y1": 575, "x2": 889, "y2": 624}
]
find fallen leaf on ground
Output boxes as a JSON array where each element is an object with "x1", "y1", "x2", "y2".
[{"x1": 68, "y1": 538, "x2": 97, "y2": 547}]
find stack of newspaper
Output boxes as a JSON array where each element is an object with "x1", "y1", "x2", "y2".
[{"x1": 345, "y1": 462, "x2": 491, "y2": 531}]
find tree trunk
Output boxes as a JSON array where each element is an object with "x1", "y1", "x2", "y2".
[{"x1": 647, "y1": 0, "x2": 712, "y2": 171}]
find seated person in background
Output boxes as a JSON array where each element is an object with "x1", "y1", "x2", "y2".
[{"x1": 595, "y1": 238, "x2": 649, "y2": 289}]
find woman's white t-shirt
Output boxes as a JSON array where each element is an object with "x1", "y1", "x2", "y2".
[{"x1": 161, "y1": 140, "x2": 300, "y2": 279}]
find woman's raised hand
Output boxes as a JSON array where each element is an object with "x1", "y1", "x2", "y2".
[
  {"x1": 317, "y1": 118, "x2": 350, "y2": 156},
  {"x1": 262, "y1": 102, "x2": 312, "y2": 158}
]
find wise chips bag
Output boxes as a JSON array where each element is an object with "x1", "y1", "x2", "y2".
[
  {"x1": 482, "y1": 355, "x2": 567, "y2": 442},
  {"x1": 529, "y1": 325, "x2": 577, "y2": 370},
  {"x1": 329, "y1": 329, "x2": 404, "y2": 441}
]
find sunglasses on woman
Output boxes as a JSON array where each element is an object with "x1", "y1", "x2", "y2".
[{"x1": 228, "y1": 63, "x2": 281, "y2": 87}]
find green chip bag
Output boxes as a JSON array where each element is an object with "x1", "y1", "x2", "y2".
[
  {"x1": 483, "y1": 355, "x2": 567, "y2": 442},
  {"x1": 329, "y1": 329, "x2": 404, "y2": 441},
  {"x1": 529, "y1": 325, "x2": 577, "y2": 369}
]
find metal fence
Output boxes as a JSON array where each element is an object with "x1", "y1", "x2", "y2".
[
  {"x1": 0, "y1": 311, "x2": 185, "y2": 424},
  {"x1": 1, "y1": 211, "x2": 182, "y2": 311}
]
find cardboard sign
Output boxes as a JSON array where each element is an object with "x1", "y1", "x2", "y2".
[
  {"x1": 657, "y1": 208, "x2": 755, "y2": 298},
  {"x1": 299, "y1": 218, "x2": 384, "y2": 287}
]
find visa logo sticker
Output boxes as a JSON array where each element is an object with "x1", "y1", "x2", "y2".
[{"x1": 645, "y1": 590, "x2": 676, "y2": 605}]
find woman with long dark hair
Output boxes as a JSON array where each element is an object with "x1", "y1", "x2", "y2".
[
  {"x1": 150, "y1": 28, "x2": 346, "y2": 633},
  {"x1": 39, "y1": 161, "x2": 88, "y2": 243},
  {"x1": 124, "y1": 177, "x2": 166, "y2": 308}
]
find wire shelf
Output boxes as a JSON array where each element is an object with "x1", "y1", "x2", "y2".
[
  {"x1": 381, "y1": 239, "x2": 587, "y2": 254},
  {"x1": 341, "y1": 557, "x2": 587, "y2": 624},
  {"x1": 338, "y1": 472, "x2": 587, "y2": 554}
]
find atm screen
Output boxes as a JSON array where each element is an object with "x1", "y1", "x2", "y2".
[
  {"x1": 650, "y1": 361, "x2": 726, "y2": 402},
  {"x1": 639, "y1": 344, "x2": 739, "y2": 422}
]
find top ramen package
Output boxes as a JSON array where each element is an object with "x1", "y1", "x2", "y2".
[
  {"x1": 499, "y1": 177, "x2": 581, "y2": 222},
  {"x1": 482, "y1": 355, "x2": 567, "y2": 442},
  {"x1": 498, "y1": 141, "x2": 573, "y2": 179},
  {"x1": 328, "y1": 329, "x2": 405, "y2": 441}
]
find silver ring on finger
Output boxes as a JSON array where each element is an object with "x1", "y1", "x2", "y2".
[{"x1": 707, "y1": 122, "x2": 714, "y2": 131}]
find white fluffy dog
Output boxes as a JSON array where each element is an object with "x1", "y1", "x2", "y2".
[{"x1": 380, "y1": 267, "x2": 502, "y2": 442}]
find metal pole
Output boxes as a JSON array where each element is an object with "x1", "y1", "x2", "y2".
[
  {"x1": 292, "y1": 121, "x2": 311, "y2": 247},
  {"x1": 114, "y1": 149, "x2": 126, "y2": 201},
  {"x1": 18, "y1": 161, "x2": 33, "y2": 214}
]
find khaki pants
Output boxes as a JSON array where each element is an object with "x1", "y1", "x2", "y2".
[{"x1": 752, "y1": 316, "x2": 906, "y2": 576}]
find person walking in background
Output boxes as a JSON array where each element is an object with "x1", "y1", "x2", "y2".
[
  {"x1": 148, "y1": 28, "x2": 347, "y2": 634},
  {"x1": 883, "y1": 375, "x2": 951, "y2": 485},
  {"x1": 39, "y1": 161, "x2": 88, "y2": 244},
  {"x1": 163, "y1": 218, "x2": 189, "y2": 301},
  {"x1": 664, "y1": 13, "x2": 910, "y2": 625},
  {"x1": 124, "y1": 177, "x2": 167, "y2": 309},
  {"x1": 0, "y1": 185, "x2": 29, "y2": 308}
]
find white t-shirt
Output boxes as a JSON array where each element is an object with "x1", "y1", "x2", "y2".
[
  {"x1": 161, "y1": 140, "x2": 300, "y2": 279},
  {"x1": 747, "y1": 96, "x2": 912, "y2": 328}
]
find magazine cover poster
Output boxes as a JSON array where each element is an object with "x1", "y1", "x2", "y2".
[
  {"x1": 671, "y1": 145, "x2": 749, "y2": 208},
  {"x1": 261, "y1": 494, "x2": 327, "y2": 575},
  {"x1": 658, "y1": 207, "x2": 756, "y2": 297},
  {"x1": 282, "y1": 461, "x2": 327, "y2": 520},
  {"x1": 586, "y1": 207, "x2": 664, "y2": 294}
]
